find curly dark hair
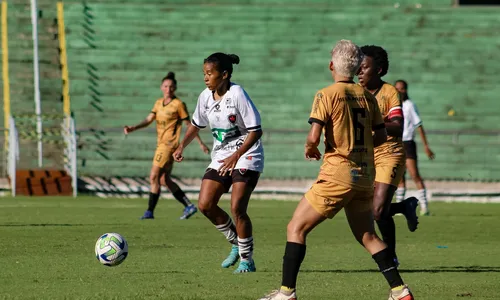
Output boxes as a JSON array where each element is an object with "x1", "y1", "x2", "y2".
[{"x1": 360, "y1": 45, "x2": 389, "y2": 77}]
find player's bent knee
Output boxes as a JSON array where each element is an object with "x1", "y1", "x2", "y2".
[
  {"x1": 361, "y1": 232, "x2": 379, "y2": 247},
  {"x1": 197, "y1": 199, "x2": 214, "y2": 215},
  {"x1": 373, "y1": 204, "x2": 384, "y2": 221},
  {"x1": 372, "y1": 189, "x2": 391, "y2": 221},
  {"x1": 149, "y1": 172, "x2": 160, "y2": 185},
  {"x1": 230, "y1": 206, "x2": 248, "y2": 220},
  {"x1": 286, "y1": 220, "x2": 307, "y2": 241}
]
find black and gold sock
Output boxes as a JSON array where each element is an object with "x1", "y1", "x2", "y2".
[
  {"x1": 173, "y1": 189, "x2": 192, "y2": 207},
  {"x1": 372, "y1": 248, "x2": 404, "y2": 288},
  {"x1": 281, "y1": 242, "x2": 306, "y2": 291},
  {"x1": 376, "y1": 217, "x2": 397, "y2": 259},
  {"x1": 147, "y1": 192, "x2": 160, "y2": 212}
]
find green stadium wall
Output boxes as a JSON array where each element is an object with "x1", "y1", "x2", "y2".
[{"x1": 2, "y1": 0, "x2": 500, "y2": 181}]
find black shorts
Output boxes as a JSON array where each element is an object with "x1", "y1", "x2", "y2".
[
  {"x1": 202, "y1": 168, "x2": 260, "y2": 193},
  {"x1": 403, "y1": 140, "x2": 418, "y2": 160}
]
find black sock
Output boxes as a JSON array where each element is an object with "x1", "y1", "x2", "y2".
[
  {"x1": 281, "y1": 242, "x2": 306, "y2": 290},
  {"x1": 172, "y1": 189, "x2": 192, "y2": 207},
  {"x1": 372, "y1": 248, "x2": 404, "y2": 288},
  {"x1": 390, "y1": 202, "x2": 405, "y2": 216},
  {"x1": 376, "y1": 217, "x2": 397, "y2": 259},
  {"x1": 147, "y1": 193, "x2": 160, "y2": 212}
]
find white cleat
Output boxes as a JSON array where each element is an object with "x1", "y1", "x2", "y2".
[{"x1": 258, "y1": 290, "x2": 297, "y2": 300}]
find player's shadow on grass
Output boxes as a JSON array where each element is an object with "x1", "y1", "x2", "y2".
[
  {"x1": 122, "y1": 271, "x2": 183, "y2": 274},
  {"x1": 301, "y1": 266, "x2": 500, "y2": 273},
  {"x1": 0, "y1": 223, "x2": 121, "y2": 227}
]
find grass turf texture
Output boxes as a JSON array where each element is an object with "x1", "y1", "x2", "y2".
[{"x1": 0, "y1": 197, "x2": 498, "y2": 300}]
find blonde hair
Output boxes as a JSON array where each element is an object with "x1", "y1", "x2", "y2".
[{"x1": 330, "y1": 40, "x2": 363, "y2": 78}]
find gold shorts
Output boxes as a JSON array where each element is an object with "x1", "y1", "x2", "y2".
[
  {"x1": 375, "y1": 156, "x2": 406, "y2": 186},
  {"x1": 305, "y1": 180, "x2": 373, "y2": 219},
  {"x1": 152, "y1": 144, "x2": 175, "y2": 170}
]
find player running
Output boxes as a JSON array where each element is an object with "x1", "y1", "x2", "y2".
[
  {"x1": 258, "y1": 40, "x2": 414, "y2": 300},
  {"x1": 124, "y1": 72, "x2": 209, "y2": 220},
  {"x1": 394, "y1": 79, "x2": 434, "y2": 216},
  {"x1": 358, "y1": 45, "x2": 419, "y2": 264},
  {"x1": 173, "y1": 53, "x2": 264, "y2": 274}
]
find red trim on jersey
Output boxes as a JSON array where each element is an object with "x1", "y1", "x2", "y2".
[{"x1": 388, "y1": 108, "x2": 403, "y2": 119}]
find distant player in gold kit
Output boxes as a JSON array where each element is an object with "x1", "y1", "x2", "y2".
[
  {"x1": 124, "y1": 72, "x2": 209, "y2": 220},
  {"x1": 358, "y1": 45, "x2": 419, "y2": 265},
  {"x1": 259, "y1": 40, "x2": 413, "y2": 300}
]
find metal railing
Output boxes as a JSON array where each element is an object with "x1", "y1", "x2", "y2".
[{"x1": 3, "y1": 116, "x2": 77, "y2": 197}]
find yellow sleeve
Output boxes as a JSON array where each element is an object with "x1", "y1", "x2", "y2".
[
  {"x1": 386, "y1": 87, "x2": 403, "y2": 120},
  {"x1": 368, "y1": 94, "x2": 385, "y2": 130},
  {"x1": 151, "y1": 101, "x2": 158, "y2": 114},
  {"x1": 308, "y1": 90, "x2": 331, "y2": 126},
  {"x1": 178, "y1": 101, "x2": 189, "y2": 120}
]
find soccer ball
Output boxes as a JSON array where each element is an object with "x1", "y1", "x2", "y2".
[{"x1": 95, "y1": 233, "x2": 128, "y2": 266}]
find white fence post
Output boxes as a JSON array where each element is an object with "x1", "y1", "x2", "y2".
[
  {"x1": 8, "y1": 116, "x2": 19, "y2": 196},
  {"x1": 70, "y1": 117, "x2": 77, "y2": 197},
  {"x1": 30, "y1": 0, "x2": 43, "y2": 167},
  {"x1": 62, "y1": 115, "x2": 77, "y2": 197}
]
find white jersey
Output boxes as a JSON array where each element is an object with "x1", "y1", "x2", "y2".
[
  {"x1": 192, "y1": 83, "x2": 264, "y2": 173},
  {"x1": 402, "y1": 99, "x2": 422, "y2": 141}
]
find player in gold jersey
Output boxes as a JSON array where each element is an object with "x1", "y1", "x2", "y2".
[
  {"x1": 124, "y1": 72, "x2": 209, "y2": 220},
  {"x1": 259, "y1": 40, "x2": 413, "y2": 300},
  {"x1": 358, "y1": 46, "x2": 419, "y2": 265}
]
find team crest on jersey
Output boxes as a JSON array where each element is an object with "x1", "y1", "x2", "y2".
[
  {"x1": 228, "y1": 114, "x2": 237, "y2": 124},
  {"x1": 215, "y1": 104, "x2": 221, "y2": 112}
]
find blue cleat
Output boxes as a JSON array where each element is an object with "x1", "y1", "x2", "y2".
[
  {"x1": 221, "y1": 245, "x2": 239, "y2": 268},
  {"x1": 140, "y1": 210, "x2": 154, "y2": 220},
  {"x1": 179, "y1": 204, "x2": 198, "y2": 220},
  {"x1": 233, "y1": 259, "x2": 256, "y2": 274}
]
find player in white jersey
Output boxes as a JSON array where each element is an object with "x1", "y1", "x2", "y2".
[
  {"x1": 173, "y1": 52, "x2": 263, "y2": 274},
  {"x1": 394, "y1": 80, "x2": 435, "y2": 216}
]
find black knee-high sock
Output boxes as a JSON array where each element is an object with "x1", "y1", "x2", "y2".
[
  {"x1": 281, "y1": 242, "x2": 306, "y2": 289},
  {"x1": 147, "y1": 193, "x2": 160, "y2": 212},
  {"x1": 172, "y1": 189, "x2": 192, "y2": 207},
  {"x1": 376, "y1": 217, "x2": 397, "y2": 258},
  {"x1": 390, "y1": 202, "x2": 405, "y2": 216},
  {"x1": 372, "y1": 248, "x2": 404, "y2": 288}
]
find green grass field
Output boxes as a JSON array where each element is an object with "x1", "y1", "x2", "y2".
[{"x1": 1, "y1": 197, "x2": 499, "y2": 300}]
